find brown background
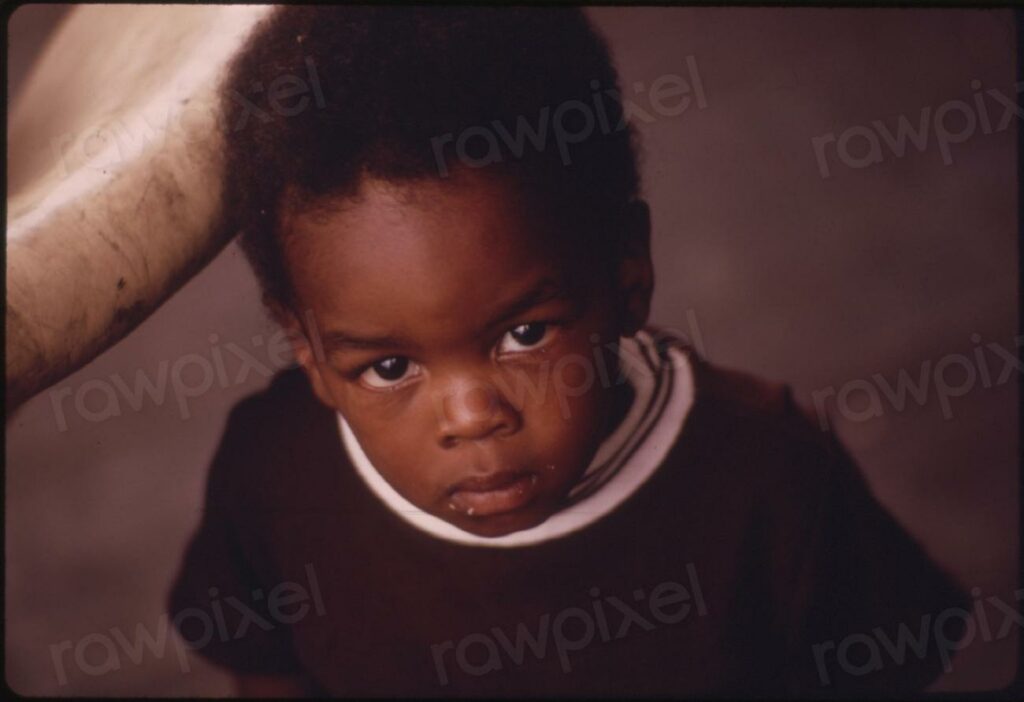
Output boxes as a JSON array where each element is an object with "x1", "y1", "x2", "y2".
[{"x1": 5, "y1": 5, "x2": 1018, "y2": 696}]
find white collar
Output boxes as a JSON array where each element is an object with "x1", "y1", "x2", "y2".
[{"x1": 337, "y1": 330, "x2": 695, "y2": 548}]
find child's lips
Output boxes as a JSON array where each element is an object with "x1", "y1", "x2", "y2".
[{"x1": 448, "y1": 470, "x2": 539, "y2": 517}]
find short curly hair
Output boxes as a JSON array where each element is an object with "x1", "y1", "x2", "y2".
[{"x1": 221, "y1": 5, "x2": 642, "y2": 307}]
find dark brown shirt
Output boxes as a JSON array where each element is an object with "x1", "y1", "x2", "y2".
[{"x1": 169, "y1": 342, "x2": 965, "y2": 696}]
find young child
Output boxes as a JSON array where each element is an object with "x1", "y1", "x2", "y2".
[{"x1": 169, "y1": 7, "x2": 966, "y2": 696}]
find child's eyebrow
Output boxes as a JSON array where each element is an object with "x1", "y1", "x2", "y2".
[
  {"x1": 319, "y1": 280, "x2": 569, "y2": 354},
  {"x1": 319, "y1": 330, "x2": 419, "y2": 352},
  {"x1": 483, "y1": 279, "x2": 571, "y2": 332}
]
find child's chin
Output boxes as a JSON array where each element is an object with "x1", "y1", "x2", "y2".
[{"x1": 450, "y1": 507, "x2": 552, "y2": 538}]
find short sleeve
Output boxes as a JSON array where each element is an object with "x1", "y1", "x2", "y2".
[
  {"x1": 167, "y1": 401, "x2": 304, "y2": 677},
  {"x1": 763, "y1": 393, "x2": 967, "y2": 694}
]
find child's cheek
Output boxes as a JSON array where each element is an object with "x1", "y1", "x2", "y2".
[
  {"x1": 530, "y1": 361, "x2": 606, "y2": 441},
  {"x1": 332, "y1": 374, "x2": 415, "y2": 422}
]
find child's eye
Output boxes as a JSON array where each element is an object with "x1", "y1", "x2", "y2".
[
  {"x1": 359, "y1": 356, "x2": 421, "y2": 389},
  {"x1": 498, "y1": 322, "x2": 553, "y2": 353}
]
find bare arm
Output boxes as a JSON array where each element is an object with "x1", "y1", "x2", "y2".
[{"x1": 6, "y1": 5, "x2": 273, "y2": 410}]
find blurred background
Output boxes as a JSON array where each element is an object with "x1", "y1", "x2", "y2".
[{"x1": 5, "y1": 5, "x2": 1018, "y2": 696}]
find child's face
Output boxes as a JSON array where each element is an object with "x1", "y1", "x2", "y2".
[{"x1": 279, "y1": 173, "x2": 651, "y2": 537}]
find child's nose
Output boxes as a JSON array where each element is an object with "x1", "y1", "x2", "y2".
[{"x1": 433, "y1": 376, "x2": 522, "y2": 448}]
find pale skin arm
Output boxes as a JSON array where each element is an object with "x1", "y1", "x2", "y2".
[
  {"x1": 9, "y1": 8, "x2": 318, "y2": 691},
  {"x1": 6, "y1": 5, "x2": 274, "y2": 410}
]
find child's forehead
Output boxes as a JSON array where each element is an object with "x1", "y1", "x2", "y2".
[
  {"x1": 277, "y1": 175, "x2": 602, "y2": 321},
  {"x1": 280, "y1": 171, "x2": 560, "y2": 245}
]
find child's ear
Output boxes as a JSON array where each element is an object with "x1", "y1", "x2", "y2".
[
  {"x1": 615, "y1": 200, "x2": 654, "y2": 337},
  {"x1": 266, "y1": 296, "x2": 337, "y2": 409}
]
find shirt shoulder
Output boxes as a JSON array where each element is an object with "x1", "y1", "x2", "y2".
[
  {"x1": 648, "y1": 337, "x2": 965, "y2": 693},
  {"x1": 649, "y1": 328, "x2": 843, "y2": 496},
  {"x1": 207, "y1": 368, "x2": 350, "y2": 518}
]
